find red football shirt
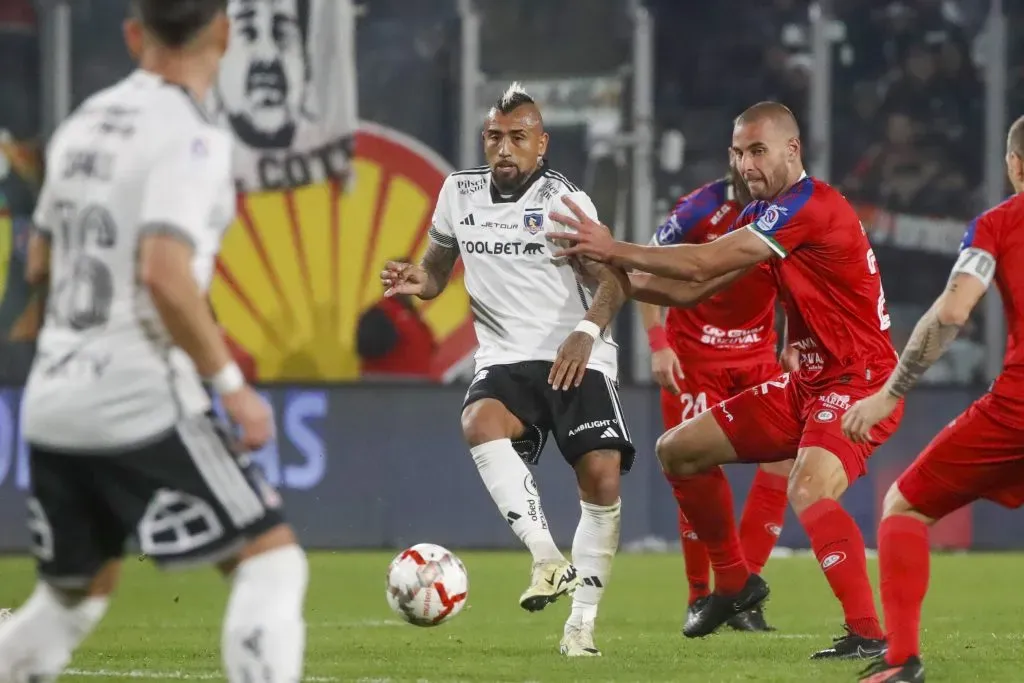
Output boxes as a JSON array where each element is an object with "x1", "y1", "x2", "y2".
[
  {"x1": 958, "y1": 193, "x2": 1024, "y2": 427},
  {"x1": 652, "y1": 179, "x2": 777, "y2": 368},
  {"x1": 738, "y1": 176, "x2": 897, "y2": 389}
]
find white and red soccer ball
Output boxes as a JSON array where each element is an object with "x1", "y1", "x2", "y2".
[{"x1": 385, "y1": 543, "x2": 469, "y2": 627}]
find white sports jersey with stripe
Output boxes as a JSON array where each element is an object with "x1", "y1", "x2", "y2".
[
  {"x1": 430, "y1": 164, "x2": 618, "y2": 380},
  {"x1": 22, "y1": 70, "x2": 236, "y2": 452}
]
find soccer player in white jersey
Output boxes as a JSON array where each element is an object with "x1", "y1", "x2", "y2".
[
  {"x1": 0, "y1": 3, "x2": 307, "y2": 682},
  {"x1": 381, "y1": 83, "x2": 631, "y2": 656}
]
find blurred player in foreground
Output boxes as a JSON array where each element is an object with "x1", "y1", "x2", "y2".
[
  {"x1": 0, "y1": 2, "x2": 306, "y2": 682},
  {"x1": 640, "y1": 167, "x2": 791, "y2": 633},
  {"x1": 548, "y1": 101, "x2": 900, "y2": 659},
  {"x1": 843, "y1": 116, "x2": 1024, "y2": 683},
  {"x1": 381, "y1": 84, "x2": 631, "y2": 656}
]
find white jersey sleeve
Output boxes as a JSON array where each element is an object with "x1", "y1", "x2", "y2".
[
  {"x1": 548, "y1": 189, "x2": 600, "y2": 257},
  {"x1": 427, "y1": 175, "x2": 458, "y2": 250},
  {"x1": 949, "y1": 247, "x2": 996, "y2": 289},
  {"x1": 31, "y1": 179, "x2": 57, "y2": 235},
  {"x1": 139, "y1": 130, "x2": 232, "y2": 247}
]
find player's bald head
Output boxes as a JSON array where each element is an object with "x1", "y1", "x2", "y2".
[
  {"x1": 734, "y1": 101, "x2": 801, "y2": 139},
  {"x1": 1008, "y1": 115, "x2": 1024, "y2": 158},
  {"x1": 731, "y1": 101, "x2": 804, "y2": 200}
]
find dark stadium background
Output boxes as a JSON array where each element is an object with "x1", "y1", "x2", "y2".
[{"x1": 1, "y1": 0, "x2": 1021, "y2": 552}]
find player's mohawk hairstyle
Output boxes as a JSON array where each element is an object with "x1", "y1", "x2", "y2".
[{"x1": 495, "y1": 81, "x2": 535, "y2": 115}]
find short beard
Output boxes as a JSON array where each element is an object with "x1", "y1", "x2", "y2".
[{"x1": 491, "y1": 167, "x2": 528, "y2": 194}]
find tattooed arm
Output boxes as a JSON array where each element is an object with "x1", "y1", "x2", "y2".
[
  {"x1": 572, "y1": 258, "x2": 629, "y2": 331},
  {"x1": 417, "y1": 242, "x2": 460, "y2": 301},
  {"x1": 887, "y1": 246, "x2": 997, "y2": 397},
  {"x1": 842, "y1": 251, "x2": 993, "y2": 442},
  {"x1": 884, "y1": 263, "x2": 991, "y2": 398}
]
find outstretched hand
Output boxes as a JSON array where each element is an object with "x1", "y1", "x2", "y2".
[
  {"x1": 381, "y1": 261, "x2": 427, "y2": 298},
  {"x1": 547, "y1": 196, "x2": 618, "y2": 263}
]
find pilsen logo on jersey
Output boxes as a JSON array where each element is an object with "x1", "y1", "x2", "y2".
[
  {"x1": 212, "y1": 122, "x2": 476, "y2": 384},
  {"x1": 756, "y1": 204, "x2": 789, "y2": 232},
  {"x1": 209, "y1": 0, "x2": 358, "y2": 193}
]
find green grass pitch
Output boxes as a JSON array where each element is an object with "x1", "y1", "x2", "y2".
[{"x1": 0, "y1": 551, "x2": 1019, "y2": 682}]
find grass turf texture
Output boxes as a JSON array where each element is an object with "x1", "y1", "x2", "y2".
[{"x1": 0, "y1": 551, "x2": 1018, "y2": 682}]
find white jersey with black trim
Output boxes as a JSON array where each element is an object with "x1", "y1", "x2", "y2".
[
  {"x1": 430, "y1": 164, "x2": 618, "y2": 380},
  {"x1": 21, "y1": 70, "x2": 236, "y2": 452}
]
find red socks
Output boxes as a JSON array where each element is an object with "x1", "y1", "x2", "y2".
[
  {"x1": 799, "y1": 498, "x2": 883, "y2": 639},
  {"x1": 666, "y1": 467, "x2": 749, "y2": 595},
  {"x1": 878, "y1": 514, "x2": 930, "y2": 664},
  {"x1": 675, "y1": 508, "x2": 711, "y2": 603},
  {"x1": 739, "y1": 469, "x2": 789, "y2": 574}
]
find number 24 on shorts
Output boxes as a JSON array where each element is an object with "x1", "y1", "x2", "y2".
[{"x1": 680, "y1": 392, "x2": 708, "y2": 422}]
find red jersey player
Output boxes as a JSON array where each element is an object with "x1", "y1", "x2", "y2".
[
  {"x1": 842, "y1": 117, "x2": 1024, "y2": 683},
  {"x1": 547, "y1": 102, "x2": 901, "y2": 658},
  {"x1": 640, "y1": 169, "x2": 791, "y2": 633}
]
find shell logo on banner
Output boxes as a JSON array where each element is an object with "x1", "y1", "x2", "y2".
[{"x1": 211, "y1": 122, "x2": 476, "y2": 383}]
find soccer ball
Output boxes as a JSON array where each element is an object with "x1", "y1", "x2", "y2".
[{"x1": 385, "y1": 543, "x2": 469, "y2": 627}]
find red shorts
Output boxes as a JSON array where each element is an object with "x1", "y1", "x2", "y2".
[
  {"x1": 660, "y1": 362, "x2": 780, "y2": 430},
  {"x1": 897, "y1": 394, "x2": 1024, "y2": 519},
  {"x1": 710, "y1": 372, "x2": 904, "y2": 484}
]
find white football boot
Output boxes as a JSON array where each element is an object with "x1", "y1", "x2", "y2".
[
  {"x1": 560, "y1": 619, "x2": 601, "y2": 657},
  {"x1": 518, "y1": 559, "x2": 580, "y2": 612}
]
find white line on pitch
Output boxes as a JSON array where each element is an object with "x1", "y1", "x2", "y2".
[{"x1": 64, "y1": 670, "x2": 340, "y2": 682}]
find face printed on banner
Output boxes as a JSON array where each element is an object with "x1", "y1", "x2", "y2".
[{"x1": 218, "y1": 0, "x2": 308, "y2": 149}]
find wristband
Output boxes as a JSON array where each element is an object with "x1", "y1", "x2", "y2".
[
  {"x1": 210, "y1": 362, "x2": 245, "y2": 395},
  {"x1": 647, "y1": 325, "x2": 670, "y2": 352},
  {"x1": 574, "y1": 320, "x2": 601, "y2": 340}
]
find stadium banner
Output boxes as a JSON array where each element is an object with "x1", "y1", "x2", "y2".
[
  {"x1": 0, "y1": 134, "x2": 43, "y2": 341},
  {"x1": 208, "y1": 0, "x2": 476, "y2": 384},
  {"x1": 0, "y1": 384, "x2": 1012, "y2": 553},
  {"x1": 855, "y1": 203, "x2": 965, "y2": 256}
]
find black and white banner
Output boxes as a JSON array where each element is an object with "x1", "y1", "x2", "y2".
[{"x1": 210, "y1": 0, "x2": 358, "y2": 193}]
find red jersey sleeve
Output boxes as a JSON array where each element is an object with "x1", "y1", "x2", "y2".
[
  {"x1": 652, "y1": 184, "x2": 722, "y2": 246},
  {"x1": 951, "y1": 211, "x2": 1000, "y2": 289},
  {"x1": 739, "y1": 177, "x2": 817, "y2": 258},
  {"x1": 958, "y1": 212, "x2": 999, "y2": 257}
]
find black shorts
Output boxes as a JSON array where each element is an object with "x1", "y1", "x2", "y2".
[
  {"x1": 27, "y1": 413, "x2": 285, "y2": 588},
  {"x1": 463, "y1": 361, "x2": 636, "y2": 471}
]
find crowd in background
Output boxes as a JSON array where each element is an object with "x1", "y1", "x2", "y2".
[{"x1": 0, "y1": 0, "x2": 1015, "y2": 386}]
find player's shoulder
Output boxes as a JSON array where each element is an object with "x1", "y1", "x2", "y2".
[
  {"x1": 977, "y1": 192, "x2": 1024, "y2": 228},
  {"x1": 444, "y1": 165, "x2": 490, "y2": 198},
  {"x1": 962, "y1": 193, "x2": 1024, "y2": 250},
  {"x1": 539, "y1": 166, "x2": 582, "y2": 196}
]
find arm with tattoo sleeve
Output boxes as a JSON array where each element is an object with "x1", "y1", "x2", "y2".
[
  {"x1": 573, "y1": 258, "x2": 629, "y2": 330},
  {"x1": 417, "y1": 242, "x2": 460, "y2": 300},
  {"x1": 884, "y1": 266, "x2": 990, "y2": 398}
]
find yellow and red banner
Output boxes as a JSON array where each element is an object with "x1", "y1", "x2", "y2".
[{"x1": 212, "y1": 123, "x2": 476, "y2": 383}]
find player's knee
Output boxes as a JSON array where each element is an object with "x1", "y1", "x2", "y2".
[
  {"x1": 786, "y1": 451, "x2": 849, "y2": 514},
  {"x1": 460, "y1": 400, "x2": 517, "y2": 447},
  {"x1": 655, "y1": 427, "x2": 705, "y2": 476},
  {"x1": 574, "y1": 450, "x2": 621, "y2": 505}
]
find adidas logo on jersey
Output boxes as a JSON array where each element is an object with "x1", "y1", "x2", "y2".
[
  {"x1": 460, "y1": 214, "x2": 475, "y2": 226},
  {"x1": 600, "y1": 427, "x2": 619, "y2": 439}
]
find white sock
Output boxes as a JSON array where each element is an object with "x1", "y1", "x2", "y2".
[
  {"x1": 0, "y1": 582, "x2": 108, "y2": 683},
  {"x1": 470, "y1": 439, "x2": 564, "y2": 563},
  {"x1": 222, "y1": 545, "x2": 308, "y2": 683},
  {"x1": 568, "y1": 499, "x2": 621, "y2": 628}
]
